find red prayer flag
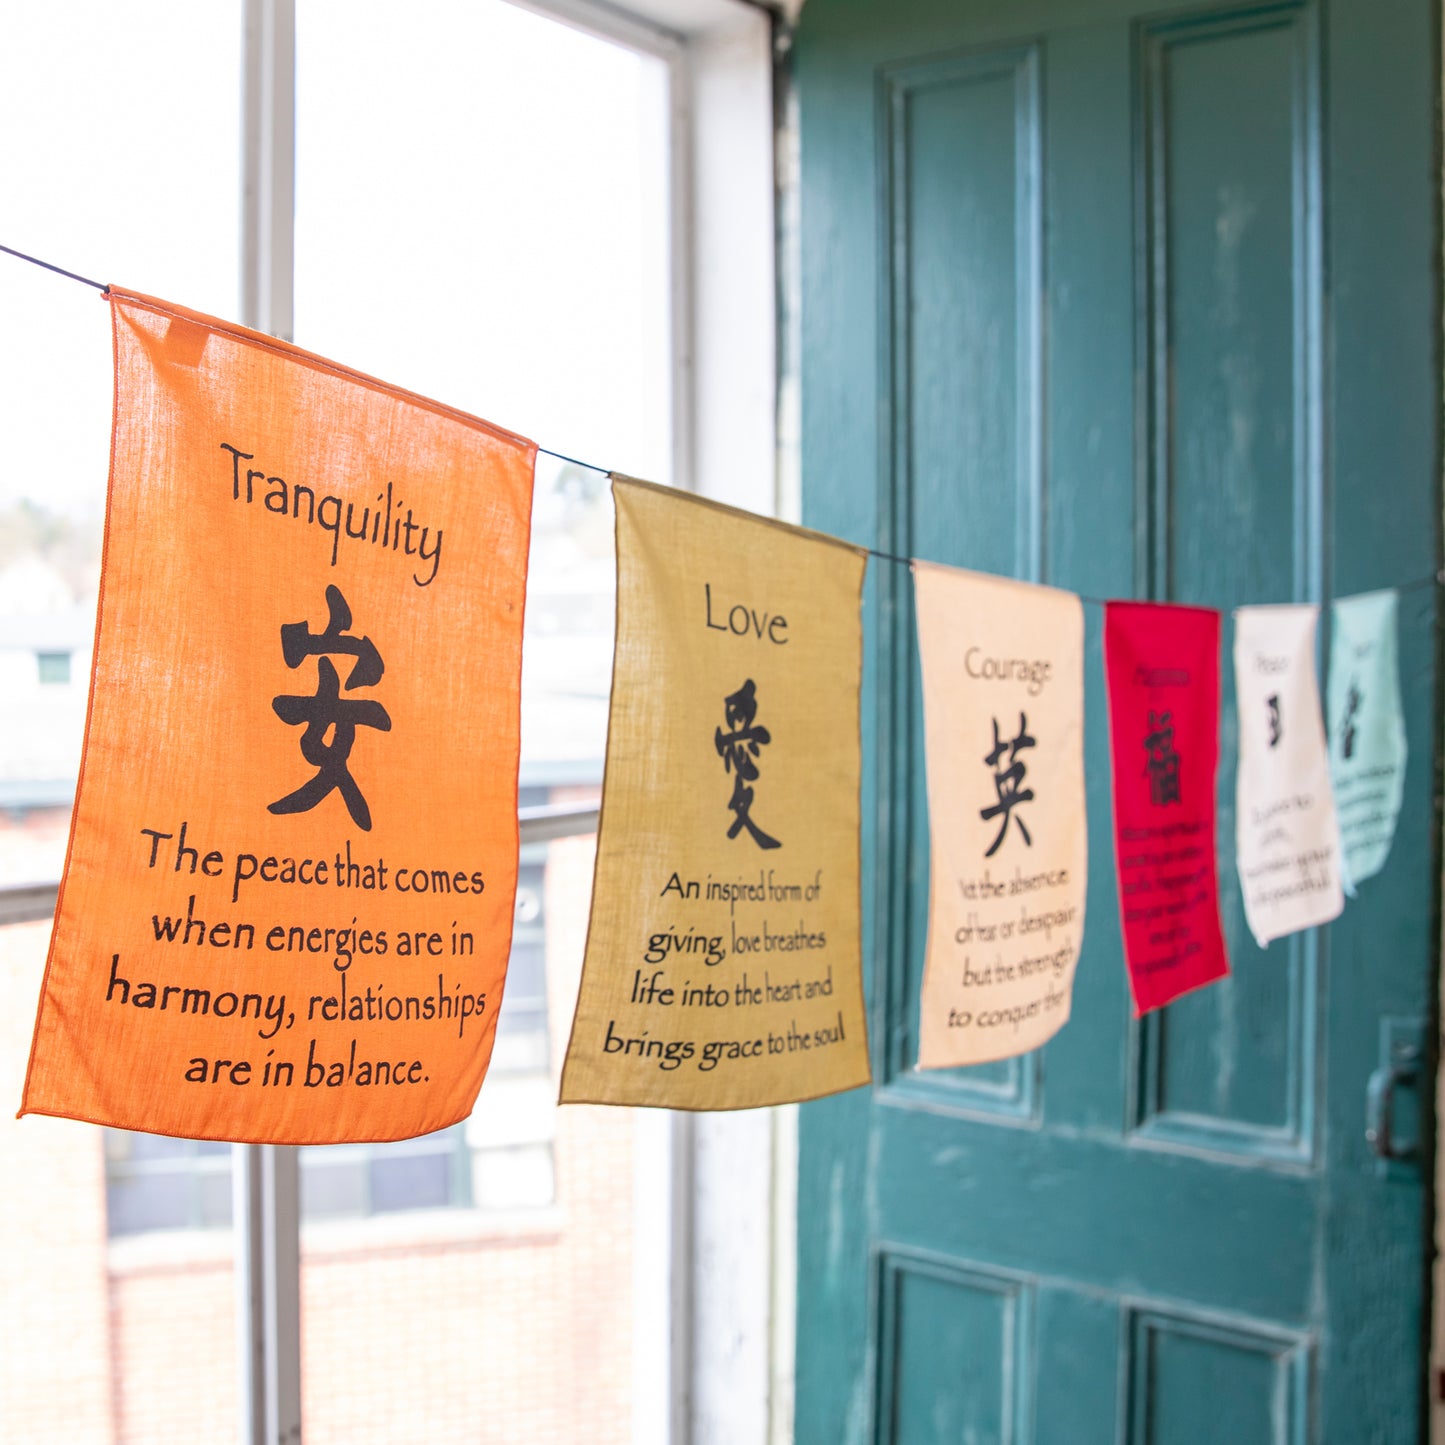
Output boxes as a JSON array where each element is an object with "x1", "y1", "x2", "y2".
[{"x1": 1103, "y1": 601, "x2": 1230, "y2": 1014}]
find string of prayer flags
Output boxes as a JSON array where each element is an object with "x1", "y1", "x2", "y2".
[
  {"x1": 558, "y1": 476, "x2": 871, "y2": 1109},
  {"x1": 7, "y1": 270, "x2": 1419, "y2": 1133},
  {"x1": 1327, "y1": 590, "x2": 1407, "y2": 892},
  {"x1": 1233, "y1": 605, "x2": 1344, "y2": 945},
  {"x1": 20, "y1": 289, "x2": 536, "y2": 1143},
  {"x1": 912, "y1": 564, "x2": 1086, "y2": 1067},
  {"x1": 1103, "y1": 602, "x2": 1230, "y2": 1013}
]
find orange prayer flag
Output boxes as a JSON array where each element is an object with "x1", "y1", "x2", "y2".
[{"x1": 20, "y1": 289, "x2": 536, "y2": 1144}]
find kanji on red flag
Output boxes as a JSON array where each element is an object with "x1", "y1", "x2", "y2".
[{"x1": 1103, "y1": 601, "x2": 1230, "y2": 1014}]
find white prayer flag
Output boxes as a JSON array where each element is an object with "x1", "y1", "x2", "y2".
[{"x1": 1233, "y1": 604, "x2": 1344, "y2": 947}]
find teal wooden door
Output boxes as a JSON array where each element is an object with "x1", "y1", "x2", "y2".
[{"x1": 794, "y1": 1, "x2": 1439, "y2": 1441}]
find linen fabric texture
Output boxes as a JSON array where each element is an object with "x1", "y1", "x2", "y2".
[
  {"x1": 21, "y1": 289, "x2": 535, "y2": 1143},
  {"x1": 1327, "y1": 589, "x2": 1407, "y2": 892},
  {"x1": 913, "y1": 563, "x2": 1086, "y2": 1067},
  {"x1": 559, "y1": 476, "x2": 870, "y2": 1109},
  {"x1": 1103, "y1": 601, "x2": 1231, "y2": 1014}
]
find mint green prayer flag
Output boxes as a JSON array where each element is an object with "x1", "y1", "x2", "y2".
[{"x1": 1328, "y1": 589, "x2": 1407, "y2": 892}]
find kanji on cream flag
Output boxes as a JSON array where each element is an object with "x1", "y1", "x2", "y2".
[
  {"x1": 559, "y1": 476, "x2": 870, "y2": 1109},
  {"x1": 912, "y1": 563, "x2": 1086, "y2": 1067},
  {"x1": 21, "y1": 289, "x2": 535, "y2": 1143},
  {"x1": 1234, "y1": 604, "x2": 1344, "y2": 946}
]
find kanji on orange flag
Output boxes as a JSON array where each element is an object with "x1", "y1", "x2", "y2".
[{"x1": 20, "y1": 290, "x2": 535, "y2": 1143}]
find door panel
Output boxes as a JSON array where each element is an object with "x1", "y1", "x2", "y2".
[
  {"x1": 885, "y1": 39, "x2": 1045, "y2": 1117},
  {"x1": 1127, "y1": 1309, "x2": 1311, "y2": 1445},
  {"x1": 877, "y1": 1255, "x2": 1029, "y2": 1445},
  {"x1": 795, "y1": 0, "x2": 1439, "y2": 1440},
  {"x1": 1137, "y1": 3, "x2": 1323, "y2": 1169}
]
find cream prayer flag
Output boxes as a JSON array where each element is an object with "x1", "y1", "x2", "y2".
[
  {"x1": 1234, "y1": 604, "x2": 1345, "y2": 946},
  {"x1": 21, "y1": 290, "x2": 535, "y2": 1144},
  {"x1": 913, "y1": 564, "x2": 1086, "y2": 1067},
  {"x1": 559, "y1": 477, "x2": 870, "y2": 1109}
]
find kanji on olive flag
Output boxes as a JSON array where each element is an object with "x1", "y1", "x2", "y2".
[
  {"x1": 559, "y1": 476, "x2": 871, "y2": 1109},
  {"x1": 20, "y1": 289, "x2": 535, "y2": 1143}
]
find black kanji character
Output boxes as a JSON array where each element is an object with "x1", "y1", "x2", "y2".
[
  {"x1": 981, "y1": 713, "x2": 1036, "y2": 857},
  {"x1": 715, "y1": 678, "x2": 781, "y2": 850},
  {"x1": 270, "y1": 585, "x2": 391, "y2": 831}
]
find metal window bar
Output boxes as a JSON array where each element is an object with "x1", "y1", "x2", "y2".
[{"x1": 0, "y1": 804, "x2": 599, "y2": 926}]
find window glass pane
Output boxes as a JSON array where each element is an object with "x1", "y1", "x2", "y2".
[
  {"x1": 36, "y1": 651, "x2": 72, "y2": 685},
  {"x1": 0, "y1": 6, "x2": 242, "y2": 1441},
  {"x1": 370, "y1": 1150, "x2": 451, "y2": 1213},
  {"x1": 292, "y1": 4, "x2": 671, "y2": 485},
  {"x1": 108, "y1": 1170, "x2": 197, "y2": 1237},
  {"x1": 302, "y1": 1157, "x2": 369, "y2": 1219},
  {"x1": 295, "y1": 2, "x2": 668, "y2": 1439}
]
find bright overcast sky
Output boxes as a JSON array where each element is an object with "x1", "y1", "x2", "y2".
[{"x1": 0, "y1": 0, "x2": 670, "y2": 522}]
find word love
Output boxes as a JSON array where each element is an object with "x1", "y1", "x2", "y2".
[{"x1": 705, "y1": 582, "x2": 789, "y2": 644}]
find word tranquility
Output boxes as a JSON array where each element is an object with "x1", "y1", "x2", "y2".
[{"x1": 221, "y1": 442, "x2": 444, "y2": 587}]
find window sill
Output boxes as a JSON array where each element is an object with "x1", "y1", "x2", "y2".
[
  {"x1": 106, "y1": 1202, "x2": 564, "y2": 1276},
  {"x1": 107, "y1": 1226, "x2": 235, "y2": 1276}
]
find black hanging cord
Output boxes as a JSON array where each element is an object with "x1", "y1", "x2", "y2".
[
  {"x1": 0, "y1": 242, "x2": 107, "y2": 294},
  {"x1": 539, "y1": 445, "x2": 924, "y2": 573},
  {"x1": 3, "y1": 241, "x2": 1441, "y2": 602},
  {"x1": 537, "y1": 447, "x2": 607, "y2": 475},
  {"x1": 536, "y1": 446, "x2": 1442, "y2": 599}
]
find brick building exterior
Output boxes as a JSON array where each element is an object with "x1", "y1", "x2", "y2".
[{"x1": 0, "y1": 834, "x2": 637, "y2": 1444}]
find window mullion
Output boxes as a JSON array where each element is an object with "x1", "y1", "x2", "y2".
[
  {"x1": 237, "y1": 4, "x2": 300, "y2": 1445},
  {"x1": 241, "y1": 0, "x2": 296, "y2": 342}
]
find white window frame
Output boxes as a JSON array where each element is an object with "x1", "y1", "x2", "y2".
[{"x1": 236, "y1": 2, "x2": 790, "y2": 1442}]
